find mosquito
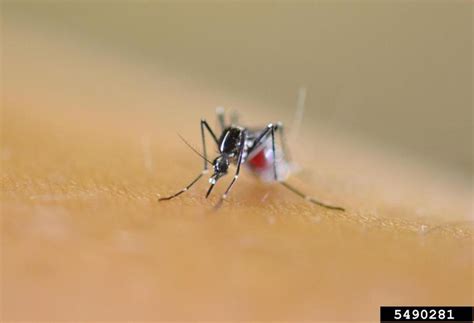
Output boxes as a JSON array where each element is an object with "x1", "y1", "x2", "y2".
[{"x1": 158, "y1": 108, "x2": 345, "y2": 211}]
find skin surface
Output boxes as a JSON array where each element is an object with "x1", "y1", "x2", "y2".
[{"x1": 1, "y1": 15, "x2": 473, "y2": 322}]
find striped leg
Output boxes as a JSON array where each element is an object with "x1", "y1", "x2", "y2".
[
  {"x1": 280, "y1": 181, "x2": 345, "y2": 211},
  {"x1": 158, "y1": 119, "x2": 217, "y2": 201}
]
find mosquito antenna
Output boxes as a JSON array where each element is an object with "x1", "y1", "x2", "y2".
[{"x1": 177, "y1": 133, "x2": 212, "y2": 165}]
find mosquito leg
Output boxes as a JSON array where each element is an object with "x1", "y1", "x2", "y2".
[
  {"x1": 200, "y1": 120, "x2": 209, "y2": 171},
  {"x1": 290, "y1": 86, "x2": 307, "y2": 144},
  {"x1": 159, "y1": 119, "x2": 216, "y2": 201},
  {"x1": 270, "y1": 124, "x2": 278, "y2": 181},
  {"x1": 276, "y1": 121, "x2": 291, "y2": 162},
  {"x1": 201, "y1": 119, "x2": 219, "y2": 149},
  {"x1": 280, "y1": 181, "x2": 345, "y2": 211},
  {"x1": 200, "y1": 118, "x2": 219, "y2": 173},
  {"x1": 158, "y1": 170, "x2": 207, "y2": 201},
  {"x1": 205, "y1": 181, "x2": 215, "y2": 198},
  {"x1": 230, "y1": 110, "x2": 239, "y2": 125},
  {"x1": 216, "y1": 107, "x2": 226, "y2": 131},
  {"x1": 251, "y1": 124, "x2": 272, "y2": 149},
  {"x1": 215, "y1": 132, "x2": 247, "y2": 208}
]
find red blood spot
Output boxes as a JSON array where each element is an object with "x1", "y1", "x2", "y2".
[{"x1": 248, "y1": 150, "x2": 269, "y2": 169}]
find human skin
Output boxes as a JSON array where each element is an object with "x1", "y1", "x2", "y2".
[{"x1": 1, "y1": 21, "x2": 472, "y2": 321}]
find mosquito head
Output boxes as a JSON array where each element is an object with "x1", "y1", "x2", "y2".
[
  {"x1": 206, "y1": 155, "x2": 230, "y2": 198},
  {"x1": 212, "y1": 155, "x2": 230, "y2": 179}
]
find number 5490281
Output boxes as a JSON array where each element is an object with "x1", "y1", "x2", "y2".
[{"x1": 394, "y1": 309, "x2": 454, "y2": 320}]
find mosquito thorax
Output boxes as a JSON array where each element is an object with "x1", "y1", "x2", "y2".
[{"x1": 218, "y1": 126, "x2": 244, "y2": 156}]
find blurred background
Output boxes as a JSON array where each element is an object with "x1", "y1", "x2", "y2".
[
  {"x1": 1, "y1": 1, "x2": 472, "y2": 321},
  {"x1": 3, "y1": 1, "x2": 472, "y2": 180}
]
